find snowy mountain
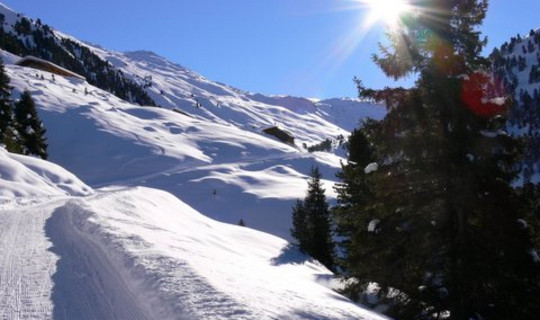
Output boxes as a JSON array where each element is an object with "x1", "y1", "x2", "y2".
[
  {"x1": 0, "y1": 3, "x2": 393, "y2": 318},
  {"x1": 0, "y1": 3, "x2": 384, "y2": 240},
  {"x1": 85, "y1": 46, "x2": 384, "y2": 148}
]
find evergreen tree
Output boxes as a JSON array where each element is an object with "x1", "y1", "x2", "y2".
[
  {"x1": 335, "y1": 1, "x2": 540, "y2": 319},
  {"x1": 333, "y1": 121, "x2": 379, "y2": 291},
  {"x1": 291, "y1": 167, "x2": 334, "y2": 269},
  {"x1": 0, "y1": 59, "x2": 21, "y2": 153},
  {"x1": 291, "y1": 199, "x2": 309, "y2": 251},
  {"x1": 14, "y1": 90, "x2": 48, "y2": 159}
]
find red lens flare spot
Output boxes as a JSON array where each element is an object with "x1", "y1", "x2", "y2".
[{"x1": 461, "y1": 72, "x2": 507, "y2": 117}]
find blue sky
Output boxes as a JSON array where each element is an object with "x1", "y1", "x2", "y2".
[{"x1": 3, "y1": 0, "x2": 540, "y2": 98}]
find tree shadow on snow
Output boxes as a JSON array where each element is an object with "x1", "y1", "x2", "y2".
[{"x1": 271, "y1": 244, "x2": 313, "y2": 266}]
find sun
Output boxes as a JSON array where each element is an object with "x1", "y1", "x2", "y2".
[{"x1": 362, "y1": 0, "x2": 411, "y2": 27}]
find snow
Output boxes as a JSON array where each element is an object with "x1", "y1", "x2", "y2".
[
  {"x1": 0, "y1": 147, "x2": 92, "y2": 199},
  {"x1": 531, "y1": 249, "x2": 540, "y2": 264},
  {"x1": 0, "y1": 49, "x2": 20, "y2": 65},
  {"x1": 483, "y1": 97, "x2": 506, "y2": 106},
  {"x1": 517, "y1": 219, "x2": 528, "y2": 229},
  {"x1": 0, "y1": 5, "x2": 391, "y2": 318},
  {"x1": 480, "y1": 130, "x2": 498, "y2": 138},
  {"x1": 1, "y1": 51, "x2": 378, "y2": 239},
  {"x1": 69, "y1": 41, "x2": 385, "y2": 148},
  {"x1": 364, "y1": 162, "x2": 379, "y2": 174},
  {"x1": 367, "y1": 219, "x2": 380, "y2": 232},
  {"x1": 0, "y1": 151, "x2": 387, "y2": 319}
]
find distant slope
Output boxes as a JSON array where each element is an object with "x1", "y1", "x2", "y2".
[
  {"x1": 86, "y1": 47, "x2": 385, "y2": 147},
  {"x1": 0, "y1": 3, "x2": 156, "y2": 106},
  {"x1": 0, "y1": 0, "x2": 385, "y2": 148}
]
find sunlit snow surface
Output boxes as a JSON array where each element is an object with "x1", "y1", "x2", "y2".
[
  {"x1": 0, "y1": 151, "x2": 388, "y2": 319},
  {"x1": 0, "y1": 4, "x2": 391, "y2": 318},
  {"x1": 3, "y1": 50, "x2": 384, "y2": 239},
  {"x1": 0, "y1": 148, "x2": 92, "y2": 198}
]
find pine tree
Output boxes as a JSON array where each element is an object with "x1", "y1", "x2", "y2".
[
  {"x1": 291, "y1": 167, "x2": 334, "y2": 269},
  {"x1": 0, "y1": 59, "x2": 21, "y2": 153},
  {"x1": 333, "y1": 121, "x2": 379, "y2": 294},
  {"x1": 291, "y1": 199, "x2": 309, "y2": 251},
  {"x1": 14, "y1": 90, "x2": 48, "y2": 159},
  {"x1": 335, "y1": 1, "x2": 540, "y2": 319}
]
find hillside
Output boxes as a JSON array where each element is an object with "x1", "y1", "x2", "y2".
[
  {"x1": 0, "y1": 148, "x2": 387, "y2": 319},
  {"x1": 0, "y1": 4, "x2": 393, "y2": 317},
  {"x1": 490, "y1": 28, "x2": 540, "y2": 181},
  {"x1": 0, "y1": 2, "x2": 385, "y2": 239}
]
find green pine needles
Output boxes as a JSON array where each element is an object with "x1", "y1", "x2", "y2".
[
  {"x1": 291, "y1": 167, "x2": 334, "y2": 270},
  {"x1": 0, "y1": 59, "x2": 48, "y2": 159},
  {"x1": 332, "y1": 1, "x2": 540, "y2": 319}
]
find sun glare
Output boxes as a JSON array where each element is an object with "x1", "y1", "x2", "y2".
[
  {"x1": 363, "y1": 0, "x2": 411, "y2": 27},
  {"x1": 314, "y1": 0, "x2": 414, "y2": 79}
]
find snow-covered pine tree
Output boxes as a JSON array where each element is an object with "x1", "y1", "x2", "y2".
[
  {"x1": 335, "y1": 1, "x2": 540, "y2": 319},
  {"x1": 14, "y1": 90, "x2": 48, "y2": 159}
]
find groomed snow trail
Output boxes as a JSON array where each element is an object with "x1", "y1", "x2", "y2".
[
  {"x1": 0, "y1": 194, "x2": 277, "y2": 319},
  {"x1": 0, "y1": 200, "x2": 60, "y2": 320},
  {"x1": 0, "y1": 189, "x2": 387, "y2": 320},
  {"x1": 46, "y1": 203, "x2": 150, "y2": 320},
  {"x1": 0, "y1": 198, "x2": 150, "y2": 320}
]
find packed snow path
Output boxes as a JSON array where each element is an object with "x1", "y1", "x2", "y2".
[
  {"x1": 0, "y1": 200, "x2": 59, "y2": 319},
  {"x1": 0, "y1": 189, "x2": 387, "y2": 320},
  {"x1": 0, "y1": 198, "x2": 148, "y2": 320},
  {"x1": 0, "y1": 197, "x2": 252, "y2": 320}
]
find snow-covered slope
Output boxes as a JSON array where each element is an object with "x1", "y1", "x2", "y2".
[
  {"x1": 0, "y1": 2, "x2": 385, "y2": 239},
  {"x1": 4, "y1": 60, "x2": 344, "y2": 239},
  {"x1": 0, "y1": 148, "x2": 92, "y2": 199},
  {"x1": 0, "y1": 3, "x2": 392, "y2": 318},
  {"x1": 0, "y1": 151, "x2": 386, "y2": 319},
  {"x1": 87, "y1": 47, "x2": 385, "y2": 147}
]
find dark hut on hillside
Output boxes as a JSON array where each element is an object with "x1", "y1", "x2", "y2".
[
  {"x1": 263, "y1": 126, "x2": 295, "y2": 145},
  {"x1": 15, "y1": 56, "x2": 86, "y2": 81}
]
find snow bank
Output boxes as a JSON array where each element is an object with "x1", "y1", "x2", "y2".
[
  {"x1": 62, "y1": 187, "x2": 386, "y2": 319},
  {"x1": 0, "y1": 148, "x2": 92, "y2": 198},
  {"x1": 0, "y1": 184, "x2": 387, "y2": 319}
]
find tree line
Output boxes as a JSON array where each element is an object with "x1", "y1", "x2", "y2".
[{"x1": 0, "y1": 14, "x2": 156, "y2": 107}]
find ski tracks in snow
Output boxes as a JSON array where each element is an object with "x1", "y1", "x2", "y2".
[
  {"x1": 0, "y1": 194, "x2": 257, "y2": 320},
  {"x1": 0, "y1": 200, "x2": 62, "y2": 320},
  {"x1": 46, "y1": 203, "x2": 150, "y2": 320},
  {"x1": 0, "y1": 198, "x2": 150, "y2": 319}
]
